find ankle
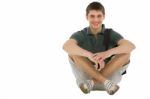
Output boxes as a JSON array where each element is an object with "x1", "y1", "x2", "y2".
[{"x1": 104, "y1": 80, "x2": 120, "y2": 95}]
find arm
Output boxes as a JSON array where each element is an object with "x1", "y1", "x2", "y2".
[
  {"x1": 107, "y1": 39, "x2": 136, "y2": 56},
  {"x1": 93, "y1": 39, "x2": 136, "y2": 62},
  {"x1": 63, "y1": 39, "x2": 93, "y2": 58}
]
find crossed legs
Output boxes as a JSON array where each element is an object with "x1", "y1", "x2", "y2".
[
  {"x1": 70, "y1": 53, "x2": 130, "y2": 82},
  {"x1": 69, "y1": 53, "x2": 130, "y2": 94}
]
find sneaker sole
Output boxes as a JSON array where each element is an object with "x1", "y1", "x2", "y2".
[
  {"x1": 79, "y1": 83, "x2": 90, "y2": 94},
  {"x1": 108, "y1": 85, "x2": 120, "y2": 95}
]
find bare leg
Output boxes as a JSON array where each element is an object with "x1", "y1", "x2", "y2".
[
  {"x1": 100, "y1": 53, "x2": 130, "y2": 78},
  {"x1": 69, "y1": 55, "x2": 120, "y2": 95},
  {"x1": 69, "y1": 55, "x2": 106, "y2": 83}
]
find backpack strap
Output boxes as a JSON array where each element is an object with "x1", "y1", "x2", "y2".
[
  {"x1": 103, "y1": 29, "x2": 127, "y2": 75},
  {"x1": 103, "y1": 29, "x2": 112, "y2": 50}
]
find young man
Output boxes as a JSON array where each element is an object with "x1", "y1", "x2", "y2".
[{"x1": 63, "y1": 2, "x2": 135, "y2": 95}]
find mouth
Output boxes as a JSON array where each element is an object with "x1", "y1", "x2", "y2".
[{"x1": 92, "y1": 23, "x2": 99, "y2": 27}]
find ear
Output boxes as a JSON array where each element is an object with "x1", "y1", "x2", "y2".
[
  {"x1": 103, "y1": 14, "x2": 105, "y2": 20},
  {"x1": 86, "y1": 15, "x2": 88, "y2": 20}
]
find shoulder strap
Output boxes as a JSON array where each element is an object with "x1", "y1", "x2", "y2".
[
  {"x1": 81, "y1": 27, "x2": 88, "y2": 33},
  {"x1": 103, "y1": 29, "x2": 112, "y2": 50}
]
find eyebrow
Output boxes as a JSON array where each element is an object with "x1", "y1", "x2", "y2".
[{"x1": 90, "y1": 14, "x2": 102, "y2": 17}]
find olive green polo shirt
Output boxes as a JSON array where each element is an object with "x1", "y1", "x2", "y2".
[{"x1": 70, "y1": 24, "x2": 123, "y2": 53}]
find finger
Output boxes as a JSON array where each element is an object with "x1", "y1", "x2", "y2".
[
  {"x1": 95, "y1": 56, "x2": 101, "y2": 61},
  {"x1": 92, "y1": 54, "x2": 97, "y2": 57},
  {"x1": 98, "y1": 57, "x2": 103, "y2": 62},
  {"x1": 93, "y1": 56, "x2": 97, "y2": 61},
  {"x1": 97, "y1": 61, "x2": 100, "y2": 70}
]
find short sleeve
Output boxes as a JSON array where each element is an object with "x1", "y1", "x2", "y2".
[
  {"x1": 70, "y1": 31, "x2": 84, "y2": 44},
  {"x1": 110, "y1": 30, "x2": 124, "y2": 45}
]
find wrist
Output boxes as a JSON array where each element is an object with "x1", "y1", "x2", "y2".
[
  {"x1": 106, "y1": 49, "x2": 114, "y2": 57},
  {"x1": 85, "y1": 51, "x2": 93, "y2": 58}
]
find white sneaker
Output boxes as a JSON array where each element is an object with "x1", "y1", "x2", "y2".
[
  {"x1": 104, "y1": 80, "x2": 120, "y2": 95},
  {"x1": 79, "y1": 80, "x2": 94, "y2": 94}
]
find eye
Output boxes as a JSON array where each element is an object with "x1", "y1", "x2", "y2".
[
  {"x1": 90, "y1": 15, "x2": 95, "y2": 18},
  {"x1": 97, "y1": 15, "x2": 102, "y2": 18}
]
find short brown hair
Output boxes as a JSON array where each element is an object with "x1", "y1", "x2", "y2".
[{"x1": 86, "y1": 2, "x2": 105, "y2": 16}]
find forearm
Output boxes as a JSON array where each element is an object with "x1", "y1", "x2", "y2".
[
  {"x1": 107, "y1": 43, "x2": 135, "y2": 56},
  {"x1": 63, "y1": 43, "x2": 92, "y2": 57}
]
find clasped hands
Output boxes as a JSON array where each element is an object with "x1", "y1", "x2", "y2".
[{"x1": 88, "y1": 51, "x2": 112, "y2": 71}]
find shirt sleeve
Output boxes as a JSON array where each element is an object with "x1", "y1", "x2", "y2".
[
  {"x1": 110, "y1": 30, "x2": 124, "y2": 45},
  {"x1": 70, "y1": 31, "x2": 84, "y2": 45}
]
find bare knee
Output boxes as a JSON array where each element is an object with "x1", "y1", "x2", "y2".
[
  {"x1": 113, "y1": 53, "x2": 130, "y2": 64},
  {"x1": 69, "y1": 55, "x2": 93, "y2": 65},
  {"x1": 69, "y1": 55, "x2": 83, "y2": 61},
  {"x1": 115, "y1": 53, "x2": 130, "y2": 57},
  {"x1": 119, "y1": 53, "x2": 130, "y2": 60}
]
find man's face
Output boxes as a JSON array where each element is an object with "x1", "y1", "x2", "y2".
[{"x1": 86, "y1": 10, "x2": 105, "y2": 30}]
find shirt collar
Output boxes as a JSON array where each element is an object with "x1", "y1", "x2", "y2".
[{"x1": 87, "y1": 24, "x2": 105, "y2": 35}]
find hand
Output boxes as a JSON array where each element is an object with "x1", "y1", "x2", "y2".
[
  {"x1": 93, "y1": 51, "x2": 112, "y2": 71},
  {"x1": 95, "y1": 60, "x2": 105, "y2": 71},
  {"x1": 87, "y1": 52, "x2": 97, "y2": 63},
  {"x1": 93, "y1": 51, "x2": 112, "y2": 63}
]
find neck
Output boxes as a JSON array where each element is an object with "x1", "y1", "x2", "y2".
[{"x1": 90, "y1": 26, "x2": 102, "y2": 35}]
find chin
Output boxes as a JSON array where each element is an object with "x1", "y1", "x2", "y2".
[
  {"x1": 92, "y1": 26, "x2": 100, "y2": 30},
  {"x1": 91, "y1": 24, "x2": 101, "y2": 29}
]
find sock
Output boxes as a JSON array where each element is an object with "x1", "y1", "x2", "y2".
[
  {"x1": 86, "y1": 80, "x2": 94, "y2": 90},
  {"x1": 104, "y1": 79, "x2": 119, "y2": 95},
  {"x1": 104, "y1": 80, "x2": 115, "y2": 90}
]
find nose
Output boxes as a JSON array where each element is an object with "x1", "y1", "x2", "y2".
[{"x1": 93, "y1": 17, "x2": 99, "y2": 22}]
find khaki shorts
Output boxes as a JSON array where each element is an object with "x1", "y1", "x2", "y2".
[{"x1": 68, "y1": 57, "x2": 129, "y2": 90}]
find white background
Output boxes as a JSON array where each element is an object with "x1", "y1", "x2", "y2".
[{"x1": 0, "y1": 0, "x2": 149, "y2": 99}]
